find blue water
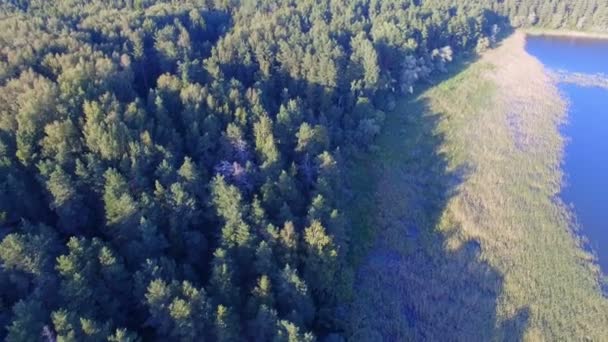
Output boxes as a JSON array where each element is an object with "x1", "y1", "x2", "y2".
[
  {"x1": 526, "y1": 35, "x2": 608, "y2": 74},
  {"x1": 526, "y1": 35, "x2": 608, "y2": 273}
]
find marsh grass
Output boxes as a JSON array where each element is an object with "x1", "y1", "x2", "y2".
[
  {"x1": 346, "y1": 32, "x2": 608, "y2": 341},
  {"x1": 552, "y1": 70, "x2": 608, "y2": 89},
  {"x1": 524, "y1": 28, "x2": 608, "y2": 40}
]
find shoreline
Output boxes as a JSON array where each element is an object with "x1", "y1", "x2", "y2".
[
  {"x1": 524, "y1": 28, "x2": 608, "y2": 40},
  {"x1": 463, "y1": 32, "x2": 608, "y2": 338},
  {"x1": 348, "y1": 31, "x2": 608, "y2": 340}
]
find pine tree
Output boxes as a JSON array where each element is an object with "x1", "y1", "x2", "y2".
[
  {"x1": 145, "y1": 279, "x2": 212, "y2": 341},
  {"x1": 214, "y1": 305, "x2": 240, "y2": 342},
  {"x1": 208, "y1": 248, "x2": 240, "y2": 307},
  {"x1": 41, "y1": 164, "x2": 89, "y2": 234},
  {"x1": 0, "y1": 223, "x2": 61, "y2": 277},
  {"x1": 348, "y1": 32, "x2": 381, "y2": 94},
  {"x1": 211, "y1": 176, "x2": 253, "y2": 251},
  {"x1": 276, "y1": 264, "x2": 314, "y2": 327},
  {"x1": 5, "y1": 299, "x2": 48, "y2": 342},
  {"x1": 302, "y1": 220, "x2": 338, "y2": 302},
  {"x1": 274, "y1": 319, "x2": 315, "y2": 342},
  {"x1": 40, "y1": 119, "x2": 82, "y2": 166},
  {"x1": 295, "y1": 123, "x2": 329, "y2": 156},
  {"x1": 254, "y1": 115, "x2": 280, "y2": 171},
  {"x1": 278, "y1": 221, "x2": 298, "y2": 267},
  {"x1": 103, "y1": 168, "x2": 139, "y2": 233},
  {"x1": 55, "y1": 237, "x2": 131, "y2": 324}
]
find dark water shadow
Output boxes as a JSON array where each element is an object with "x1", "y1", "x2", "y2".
[{"x1": 347, "y1": 33, "x2": 530, "y2": 341}]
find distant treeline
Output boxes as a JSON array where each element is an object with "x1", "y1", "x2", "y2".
[
  {"x1": 0, "y1": 0, "x2": 604, "y2": 341},
  {"x1": 498, "y1": 0, "x2": 608, "y2": 32}
]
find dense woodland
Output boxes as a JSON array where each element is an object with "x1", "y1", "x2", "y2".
[{"x1": 0, "y1": 0, "x2": 605, "y2": 341}]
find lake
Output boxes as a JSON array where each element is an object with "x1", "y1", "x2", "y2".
[{"x1": 526, "y1": 35, "x2": 608, "y2": 274}]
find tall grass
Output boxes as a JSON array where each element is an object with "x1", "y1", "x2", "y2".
[{"x1": 347, "y1": 32, "x2": 608, "y2": 341}]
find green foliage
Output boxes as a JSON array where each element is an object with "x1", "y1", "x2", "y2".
[
  {"x1": 0, "y1": 223, "x2": 60, "y2": 277},
  {"x1": 295, "y1": 123, "x2": 329, "y2": 156},
  {"x1": 302, "y1": 221, "x2": 339, "y2": 302},
  {"x1": 145, "y1": 279, "x2": 212, "y2": 341},
  {"x1": 349, "y1": 32, "x2": 381, "y2": 94},
  {"x1": 274, "y1": 319, "x2": 315, "y2": 342},
  {"x1": 214, "y1": 304, "x2": 240, "y2": 342},
  {"x1": 55, "y1": 237, "x2": 131, "y2": 324},
  {"x1": 107, "y1": 328, "x2": 140, "y2": 342},
  {"x1": 5, "y1": 299, "x2": 47, "y2": 342},
  {"x1": 103, "y1": 168, "x2": 138, "y2": 229},
  {"x1": 498, "y1": 0, "x2": 608, "y2": 30},
  {"x1": 254, "y1": 115, "x2": 280, "y2": 171},
  {"x1": 211, "y1": 176, "x2": 253, "y2": 250},
  {"x1": 51, "y1": 309, "x2": 113, "y2": 342}
]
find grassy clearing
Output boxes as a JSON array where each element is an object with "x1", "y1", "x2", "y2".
[{"x1": 346, "y1": 32, "x2": 608, "y2": 341}]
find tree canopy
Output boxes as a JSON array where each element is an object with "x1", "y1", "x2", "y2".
[{"x1": 0, "y1": 0, "x2": 605, "y2": 340}]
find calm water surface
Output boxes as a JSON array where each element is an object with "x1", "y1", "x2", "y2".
[{"x1": 526, "y1": 35, "x2": 608, "y2": 273}]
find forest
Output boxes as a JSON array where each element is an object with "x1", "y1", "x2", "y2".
[{"x1": 0, "y1": 0, "x2": 606, "y2": 341}]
